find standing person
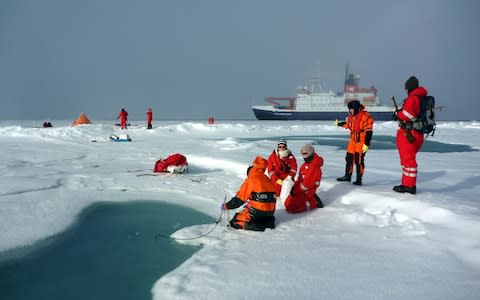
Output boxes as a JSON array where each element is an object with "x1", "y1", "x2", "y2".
[
  {"x1": 284, "y1": 144, "x2": 324, "y2": 213},
  {"x1": 117, "y1": 108, "x2": 128, "y2": 129},
  {"x1": 335, "y1": 100, "x2": 374, "y2": 185},
  {"x1": 267, "y1": 139, "x2": 297, "y2": 196},
  {"x1": 393, "y1": 76, "x2": 428, "y2": 194},
  {"x1": 147, "y1": 108, "x2": 153, "y2": 129},
  {"x1": 220, "y1": 156, "x2": 277, "y2": 231}
]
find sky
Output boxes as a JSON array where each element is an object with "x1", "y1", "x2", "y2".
[
  {"x1": 0, "y1": 120, "x2": 479, "y2": 299},
  {"x1": 0, "y1": 0, "x2": 479, "y2": 121}
]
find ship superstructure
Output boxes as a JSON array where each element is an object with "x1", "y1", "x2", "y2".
[{"x1": 252, "y1": 65, "x2": 394, "y2": 120}]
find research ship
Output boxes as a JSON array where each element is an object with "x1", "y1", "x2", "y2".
[{"x1": 252, "y1": 65, "x2": 394, "y2": 120}]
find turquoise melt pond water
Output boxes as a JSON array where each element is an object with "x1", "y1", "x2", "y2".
[
  {"x1": 239, "y1": 135, "x2": 478, "y2": 153},
  {"x1": 0, "y1": 201, "x2": 214, "y2": 300}
]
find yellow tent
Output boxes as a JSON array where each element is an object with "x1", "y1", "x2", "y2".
[{"x1": 71, "y1": 112, "x2": 91, "y2": 126}]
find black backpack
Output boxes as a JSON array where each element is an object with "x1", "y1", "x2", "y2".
[{"x1": 413, "y1": 95, "x2": 436, "y2": 137}]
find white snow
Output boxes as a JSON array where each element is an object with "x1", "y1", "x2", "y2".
[{"x1": 0, "y1": 120, "x2": 479, "y2": 299}]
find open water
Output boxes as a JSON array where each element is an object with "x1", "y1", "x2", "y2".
[
  {"x1": 240, "y1": 135, "x2": 478, "y2": 153},
  {"x1": 0, "y1": 201, "x2": 213, "y2": 300}
]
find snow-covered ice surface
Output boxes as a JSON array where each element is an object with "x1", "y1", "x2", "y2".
[{"x1": 0, "y1": 120, "x2": 479, "y2": 299}]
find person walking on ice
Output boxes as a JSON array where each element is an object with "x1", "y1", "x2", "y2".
[
  {"x1": 146, "y1": 108, "x2": 153, "y2": 129},
  {"x1": 117, "y1": 108, "x2": 128, "y2": 129}
]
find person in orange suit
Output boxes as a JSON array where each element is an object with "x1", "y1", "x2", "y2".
[
  {"x1": 284, "y1": 144, "x2": 324, "y2": 213},
  {"x1": 335, "y1": 100, "x2": 374, "y2": 185},
  {"x1": 117, "y1": 108, "x2": 128, "y2": 129},
  {"x1": 221, "y1": 156, "x2": 277, "y2": 231}
]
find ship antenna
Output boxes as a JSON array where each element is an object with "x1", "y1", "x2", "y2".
[
  {"x1": 310, "y1": 73, "x2": 324, "y2": 93},
  {"x1": 345, "y1": 63, "x2": 349, "y2": 85}
]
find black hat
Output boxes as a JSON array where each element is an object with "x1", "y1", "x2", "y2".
[
  {"x1": 347, "y1": 100, "x2": 361, "y2": 114},
  {"x1": 405, "y1": 76, "x2": 419, "y2": 93},
  {"x1": 347, "y1": 100, "x2": 360, "y2": 109}
]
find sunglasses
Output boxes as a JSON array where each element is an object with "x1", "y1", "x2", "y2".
[{"x1": 277, "y1": 145, "x2": 286, "y2": 149}]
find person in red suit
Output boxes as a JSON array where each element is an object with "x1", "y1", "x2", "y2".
[
  {"x1": 147, "y1": 108, "x2": 153, "y2": 129},
  {"x1": 393, "y1": 76, "x2": 428, "y2": 194},
  {"x1": 267, "y1": 139, "x2": 297, "y2": 196},
  {"x1": 284, "y1": 144, "x2": 324, "y2": 213},
  {"x1": 117, "y1": 108, "x2": 128, "y2": 129}
]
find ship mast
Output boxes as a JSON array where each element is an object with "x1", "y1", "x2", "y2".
[
  {"x1": 345, "y1": 63, "x2": 349, "y2": 85},
  {"x1": 309, "y1": 73, "x2": 324, "y2": 93}
]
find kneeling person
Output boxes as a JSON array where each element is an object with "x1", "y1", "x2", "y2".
[
  {"x1": 222, "y1": 156, "x2": 277, "y2": 231},
  {"x1": 285, "y1": 144, "x2": 324, "y2": 213}
]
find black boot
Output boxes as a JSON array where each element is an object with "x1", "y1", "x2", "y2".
[
  {"x1": 393, "y1": 185, "x2": 416, "y2": 194},
  {"x1": 353, "y1": 156, "x2": 363, "y2": 185},
  {"x1": 338, "y1": 154, "x2": 353, "y2": 182},
  {"x1": 314, "y1": 194, "x2": 324, "y2": 208},
  {"x1": 337, "y1": 175, "x2": 351, "y2": 182}
]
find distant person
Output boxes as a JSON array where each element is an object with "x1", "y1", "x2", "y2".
[
  {"x1": 208, "y1": 117, "x2": 215, "y2": 124},
  {"x1": 335, "y1": 100, "x2": 374, "y2": 185},
  {"x1": 221, "y1": 156, "x2": 277, "y2": 231},
  {"x1": 284, "y1": 144, "x2": 324, "y2": 213},
  {"x1": 154, "y1": 153, "x2": 188, "y2": 174},
  {"x1": 267, "y1": 139, "x2": 297, "y2": 197},
  {"x1": 42, "y1": 121, "x2": 52, "y2": 128},
  {"x1": 392, "y1": 76, "x2": 428, "y2": 194},
  {"x1": 117, "y1": 108, "x2": 128, "y2": 129},
  {"x1": 147, "y1": 108, "x2": 153, "y2": 129}
]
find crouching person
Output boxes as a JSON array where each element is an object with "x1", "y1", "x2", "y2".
[
  {"x1": 221, "y1": 156, "x2": 277, "y2": 231},
  {"x1": 154, "y1": 153, "x2": 188, "y2": 174},
  {"x1": 285, "y1": 144, "x2": 324, "y2": 213}
]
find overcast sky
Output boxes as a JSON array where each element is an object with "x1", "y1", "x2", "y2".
[{"x1": 0, "y1": 0, "x2": 479, "y2": 121}]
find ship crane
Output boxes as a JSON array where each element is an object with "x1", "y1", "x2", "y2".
[{"x1": 265, "y1": 97, "x2": 296, "y2": 110}]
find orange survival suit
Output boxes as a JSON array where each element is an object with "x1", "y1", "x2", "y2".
[
  {"x1": 224, "y1": 156, "x2": 277, "y2": 231},
  {"x1": 336, "y1": 100, "x2": 373, "y2": 185}
]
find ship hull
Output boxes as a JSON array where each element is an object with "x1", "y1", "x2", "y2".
[{"x1": 252, "y1": 107, "x2": 394, "y2": 121}]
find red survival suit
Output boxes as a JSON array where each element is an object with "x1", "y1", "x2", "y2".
[
  {"x1": 396, "y1": 86, "x2": 428, "y2": 188},
  {"x1": 285, "y1": 152, "x2": 323, "y2": 213},
  {"x1": 147, "y1": 108, "x2": 153, "y2": 129},
  {"x1": 154, "y1": 154, "x2": 188, "y2": 173},
  {"x1": 118, "y1": 109, "x2": 128, "y2": 129},
  {"x1": 224, "y1": 156, "x2": 277, "y2": 231},
  {"x1": 267, "y1": 150, "x2": 297, "y2": 196}
]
